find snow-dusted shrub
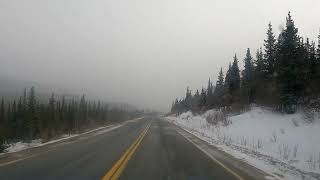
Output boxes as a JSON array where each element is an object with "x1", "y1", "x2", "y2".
[
  {"x1": 204, "y1": 109, "x2": 228, "y2": 126},
  {"x1": 303, "y1": 107, "x2": 320, "y2": 123},
  {"x1": 0, "y1": 140, "x2": 6, "y2": 153},
  {"x1": 180, "y1": 111, "x2": 194, "y2": 120},
  {"x1": 278, "y1": 144, "x2": 291, "y2": 160},
  {"x1": 303, "y1": 98, "x2": 320, "y2": 123},
  {"x1": 240, "y1": 136, "x2": 248, "y2": 146},
  {"x1": 270, "y1": 131, "x2": 277, "y2": 143},
  {"x1": 293, "y1": 144, "x2": 299, "y2": 159}
]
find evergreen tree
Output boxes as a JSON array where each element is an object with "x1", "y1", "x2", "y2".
[
  {"x1": 195, "y1": 89, "x2": 200, "y2": 97},
  {"x1": 0, "y1": 98, "x2": 5, "y2": 152},
  {"x1": 16, "y1": 97, "x2": 24, "y2": 139},
  {"x1": 230, "y1": 54, "x2": 240, "y2": 93},
  {"x1": 27, "y1": 87, "x2": 39, "y2": 140},
  {"x1": 216, "y1": 68, "x2": 224, "y2": 88},
  {"x1": 255, "y1": 48, "x2": 266, "y2": 78},
  {"x1": 199, "y1": 88, "x2": 207, "y2": 108},
  {"x1": 206, "y1": 79, "x2": 214, "y2": 106},
  {"x1": 307, "y1": 41, "x2": 317, "y2": 79},
  {"x1": 185, "y1": 87, "x2": 192, "y2": 110},
  {"x1": 59, "y1": 96, "x2": 66, "y2": 130},
  {"x1": 207, "y1": 79, "x2": 213, "y2": 96},
  {"x1": 317, "y1": 30, "x2": 320, "y2": 59},
  {"x1": 170, "y1": 13, "x2": 320, "y2": 116},
  {"x1": 48, "y1": 93, "x2": 56, "y2": 137},
  {"x1": 213, "y1": 68, "x2": 226, "y2": 106},
  {"x1": 264, "y1": 22, "x2": 277, "y2": 77},
  {"x1": 23, "y1": 88, "x2": 27, "y2": 112},
  {"x1": 242, "y1": 48, "x2": 254, "y2": 85},
  {"x1": 242, "y1": 48, "x2": 255, "y2": 103},
  {"x1": 0, "y1": 98, "x2": 4, "y2": 124},
  {"x1": 192, "y1": 89, "x2": 200, "y2": 111},
  {"x1": 79, "y1": 94, "x2": 87, "y2": 130},
  {"x1": 0, "y1": 98, "x2": 5, "y2": 138},
  {"x1": 276, "y1": 12, "x2": 301, "y2": 113},
  {"x1": 0, "y1": 87, "x2": 140, "y2": 152},
  {"x1": 225, "y1": 63, "x2": 232, "y2": 91},
  {"x1": 10, "y1": 101, "x2": 17, "y2": 138}
]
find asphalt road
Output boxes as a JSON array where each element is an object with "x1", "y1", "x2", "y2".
[{"x1": 0, "y1": 117, "x2": 268, "y2": 180}]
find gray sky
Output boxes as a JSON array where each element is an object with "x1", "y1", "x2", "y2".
[{"x1": 0, "y1": 0, "x2": 319, "y2": 112}]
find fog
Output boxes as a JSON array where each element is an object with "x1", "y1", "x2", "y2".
[{"x1": 0, "y1": 0, "x2": 319, "y2": 112}]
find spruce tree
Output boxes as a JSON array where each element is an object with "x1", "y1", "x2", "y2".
[
  {"x1": 242, "y1": 49, "x2": 255, "y2": 103},
  {"x1": 230, "y1": 54, "x2": 240, "y2": 93},
  {"x1": 207, "y1": 79, "x2": 213, "y2": 96},
  {"x1": 48, "y1": 93, "x2": 55, "y2": 137},
  {"x1": 216, "y1": 67, "x2": 224, "y2": 89},
  {"x1": 27, "y1": 87, "x2": 38, "y2": 140},
  {"x1": 206, "y1": 79, "x2": 214, "y2": 106},
  {"x1": 79, "y1": 94, "x2": 87, "y2": 129},
  {"x1": 225, "y1": 63, "x2": 232, "y2": 91},
  {"x1": 185, "y1": 87, "x2": 192, "y2": 110},
  {"x1": 10, "y1": 101, "x2": 17, "y2": 139},
  {"x1": 317, "y1": 30, "x2": 320, "y2": 59},
  {"x1": 16, "y1": 97, "x2": 24, "y2": 139},
  {"x1": 199, "y1": 88, "x2": 207, "y2": 108},
  {"x1": 23, "y1": 88, "x2": 27, "y2": 111},
  {"x1": 264, "y1": 22, "x2": 277, "y2": 78},
  {"x1": 276, "y1": 12, "x2": 301, "y2": 113},
  {"x1": 213, "y1": 68, "x2": 225, "y2": 106},
  {"x1": 255, "y1": 48, "x2": 266, "y2": 78},
  {"x1": 242, "y1": 48, "x2": 254, "y2": 85},
  {"x1": 192, "y1": 89, "x2": 200, "y2": 111},
  {"x1": 195, "y1": 89, "x2": 200, "y2": 97},
  {"x1": 308, "y1": 42, "x2": 317, "y2": 79},
  {"x1": 0, "y1": 98, "x2": 4, "y2": 124},
  {"x1": 0, "y1": 98, "x2": 5, "y2": 152}
]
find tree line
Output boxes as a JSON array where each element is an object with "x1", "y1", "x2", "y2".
[
  {"x1": 171, "y1": 12, "x2": 320, "y2": 115},
  {"x1": 0, "y1": 87, "x2": 142, "y2": 152}
]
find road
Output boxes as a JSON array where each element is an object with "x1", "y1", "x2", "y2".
[{"x1": 0, "y1": 117, "x2": 268, "y2": 180}]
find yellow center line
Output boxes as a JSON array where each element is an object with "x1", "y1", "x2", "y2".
[{"x1": 102, "y1": 122, "x2": 151, "y2": 180}]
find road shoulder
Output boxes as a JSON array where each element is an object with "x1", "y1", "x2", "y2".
[{"x1": 169, "y1": 120, "x2": 272, "y2": 180}]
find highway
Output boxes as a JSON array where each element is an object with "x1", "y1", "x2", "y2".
[{"x1": 0, "y1": 117, "x2": 267, "y2": 180}]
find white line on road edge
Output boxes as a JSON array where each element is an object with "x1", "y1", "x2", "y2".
[{"x1": 177, "y1": 129, "x2": 246, "y2": 180}]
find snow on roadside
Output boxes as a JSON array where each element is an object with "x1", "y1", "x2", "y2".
[
  {"x1": 4, "y1": 134, "x2": 78, "y2": 153},
  {"x1": 2, "y1": 124, "x2": 119, "y2": 154},
  {"x1": 166, "y1": 107, "x2": 320, "y2": 180}
]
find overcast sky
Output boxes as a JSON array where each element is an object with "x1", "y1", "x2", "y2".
[{"x1": 0, "y1": 0, "x2": 319, "y2": 112}]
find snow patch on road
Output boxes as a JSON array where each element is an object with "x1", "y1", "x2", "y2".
[{"x1": 166, "y1": 107, "x2": 320, "y2": 180}]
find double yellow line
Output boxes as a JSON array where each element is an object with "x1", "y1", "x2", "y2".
[{"x1": 102, "y1": 122, "x2": 152, "y2": 180}]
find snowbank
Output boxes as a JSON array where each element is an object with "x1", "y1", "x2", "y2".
[
  {"x1": 1, "y1": 124, "x2": 116, "y2": 154},
  {"x1": 166, "y1": 107, "x2": 320, "y2": 180},
  {"x1": 4, "y1": 134, "x2": 77, "y2": 153}
]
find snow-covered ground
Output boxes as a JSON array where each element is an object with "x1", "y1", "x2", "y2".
[
  {"x1": 3, "y1": 134, "x2": 78, "y2": 154},
  {"x1": 166, "y1": 107, "x2": 320, "y2": 180},
  {"x1": 3, "y1": 125, "x2": 121, "y2": 154}
]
